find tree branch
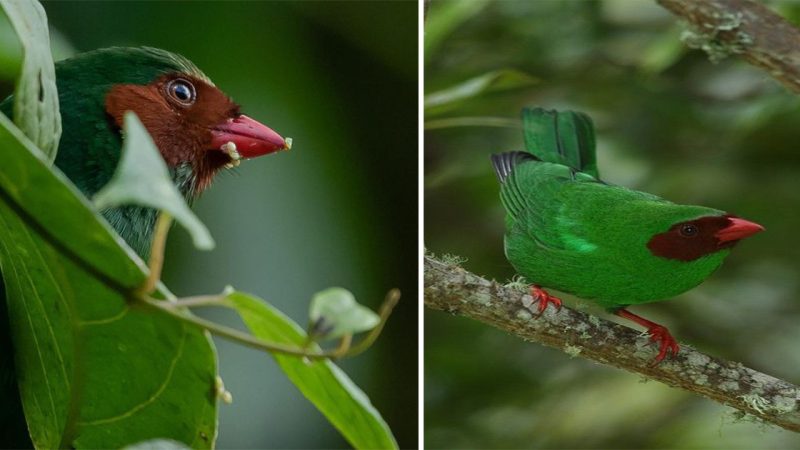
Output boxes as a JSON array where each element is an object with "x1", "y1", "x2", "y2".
[
  {"x1": 658, "y1": 0, "x2": 800, "y2": 93},
  {"x1": 424, "y1": 255, "x2": 800, "y2": 433}
]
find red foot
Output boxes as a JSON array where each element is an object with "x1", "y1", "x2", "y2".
[
  {"x1": 526, "y1": 285, "x2": 562, "y2": 316},
  {"x1": 616, "y1": 309, "x2": 679, "y2": 365}
]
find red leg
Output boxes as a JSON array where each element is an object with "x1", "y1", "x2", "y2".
[
  {"x1": 526, "y1": 285, "x2": 562, "y2": 316},
  {"x1": 615, "y1": 308, "x2": 679, "y2": 365}
]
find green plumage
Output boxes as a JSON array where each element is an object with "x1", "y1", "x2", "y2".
[
  {"x1": 493, "y1": 108, "x2": 730, "y2": 309},
  {"x1": 0, "y1": 47, "x2": 208, "y2": 258}
]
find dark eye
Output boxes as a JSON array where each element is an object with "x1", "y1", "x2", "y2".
[
  {"x1": 679, "y1": 223, "x2": 699, "y2": 237},
  {"x1": 167, "y1": 79, "x2": 195, "y2": 105}
]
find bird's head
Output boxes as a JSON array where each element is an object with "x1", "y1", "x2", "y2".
[
  {"x1": 647, "y1": 211, "x2": 764, "y2": 261},
  {"x1": 58, "y1": 47, "x2": 288, "y2": 197}
]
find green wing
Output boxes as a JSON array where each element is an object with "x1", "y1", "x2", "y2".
[
  {"x1": 521, "y1": 107, "x2": 599, "y2": 178},
  {"x1": 491, "y1": 152, "x2": 598, "y2": 251}
]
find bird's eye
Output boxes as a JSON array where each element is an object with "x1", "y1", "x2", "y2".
[
  {"x1": 679, "y1": 223, "x2": 699, "y2": 237},
  {"x1": 167, "y1": 79, "x2": 195, "y2": 105}
]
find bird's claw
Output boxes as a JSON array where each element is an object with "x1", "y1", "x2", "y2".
[
  {"x1": 647, "y1": 325, "x2": 680, "y2": 366},
  {"x1": 524, "y1": 285, "x2": 562, "y2": 317}
]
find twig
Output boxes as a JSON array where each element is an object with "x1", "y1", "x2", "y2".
[
  {"x1": 129, "y1": 207, "x2": 398, "y2": 361},
  {"x1": 331, "y1": 333, "x2": 353, "y2": 359},
  {"x1": 140, "y1": 289, "x2": 400, "y2": 361},
  {"x1": 345, "y1": 289, "x2": 401, "y2": 357},
  {"x1": 168, "y1": 294, "x2": 227, "y2": 308},
  {"x1": 658, "y1": 0, "x2": 800, "y2": 93},
  {"x1": 424, "y1": 255, "x2": 800, "y2": 433},
  {"x1": 138, "y1": 211, "x2": 171, "y2": 295},
  {"x1": 140, "y1": 296, "x2": 349, "y2": 360}
]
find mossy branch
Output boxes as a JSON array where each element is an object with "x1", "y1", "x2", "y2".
[
  {"x1": 658, "y1": 0, "x2": 800, "y2": 93},
  {"x1": 424, "y1": 255, "x2": 800, "y2": 433}
]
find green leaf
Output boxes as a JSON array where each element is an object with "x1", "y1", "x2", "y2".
[
  {"x1": 0, "y1": 113, "x2": 218, "y2": 448},
  {"x1": 226, "y1": 291, "x2": 397, "y2": 450},
  {"x1": 0, "y1": 0, "x2": 60, "y2": 163},
  {"x1": 309, "y1": 287, "x2": 380, "y2": 340},
  {"x1": 93, "y1": 112, "x2": 214, "y2": 250},
  {"x1": 424, "y1": 0, "x2": 490, "y2": 61},
  {"x1": 424, "y1": 69, "x2": 539, "y2": 117},
  {"x1": 0, "y1": 9, "x2": 23, "y2": 82}
]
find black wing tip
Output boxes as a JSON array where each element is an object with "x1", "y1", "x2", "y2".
[
  {"x1": 490, "y1": 151, "x2": 538, "y2": 183},
  {"x1": 572, "y1": 110, "x2": 595, "y2": 128}
]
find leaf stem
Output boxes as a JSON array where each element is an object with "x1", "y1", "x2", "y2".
[
  {"x1": 332, "y1": 333, "x2": 353, "y2": 358},
  {"x1": 169, "y1": 294, "x2": 227, "y2": 308},
  {"x1": 139, "y1": 212, "x2": 172, "y2": 295},
  {"x1": 131, "y1": 211, "x2": 398, "y2": 361},
  {"x1": 139, "y1": 288, "x2": 399, "y2": 360},
  {"x1": 342, "y1": 289, "x2": 401, "y2": 357},
  {"x1": 134, "y1": 211, "x2": 365, "y2": 360},
  {"x1": 141, "y1": 296, "x2": 351, "y2": 360}
]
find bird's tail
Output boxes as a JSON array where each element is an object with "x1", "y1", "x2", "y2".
[{"x1": 521, "y1": 107, "x2": 599, "y2": 178}]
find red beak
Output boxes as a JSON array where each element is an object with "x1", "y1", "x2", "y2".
[
  {"x1": 210, "y1": 114, "x2": 289, "y2": 158},
  {"x1": 715, "y1": 217, "x2": 765, "y2": 243}
]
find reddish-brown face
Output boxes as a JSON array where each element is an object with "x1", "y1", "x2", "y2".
[
  {"x1": 647, "y1": 215, "x2": 764, "y2": 261},
  {"x1": 105, "y1": 73, "x2": 287, "y2": 192}
]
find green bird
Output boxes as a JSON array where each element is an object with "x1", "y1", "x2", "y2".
[
  {"x1": 491, "y1": 108, "x2": 763, "y2": 364},
  {"x1": 0, "y1": 47, "x2": 289, "y2": 446}
]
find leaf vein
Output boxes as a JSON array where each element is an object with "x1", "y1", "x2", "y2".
[
  {"x1": 76, "y1": 326, "x2": 188, "y2": 426},
  {"x1": 78, "y1": 305, "x2": 130, "y2": 326},
  {"x1": 0, "y1": 211, "x2": 60, "y2": 438},
  {"x1": 18, "y1": 216, "x2": 71, "y2": 384}
]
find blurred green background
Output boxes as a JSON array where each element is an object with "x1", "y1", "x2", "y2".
[
  {"x1": 1, "y1": 1, "x2": 417, "y2": 448},
  {"x1": 425, "y1": 0, "x2": 800, "y2": 448}
]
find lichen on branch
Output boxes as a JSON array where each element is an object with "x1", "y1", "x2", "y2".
[
  {"x1": 424, "y1": 255, "x2": 800, "y2": 433},
  {"x1": 658, "y1": 0, "x2": 800, "y2": 93}
]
